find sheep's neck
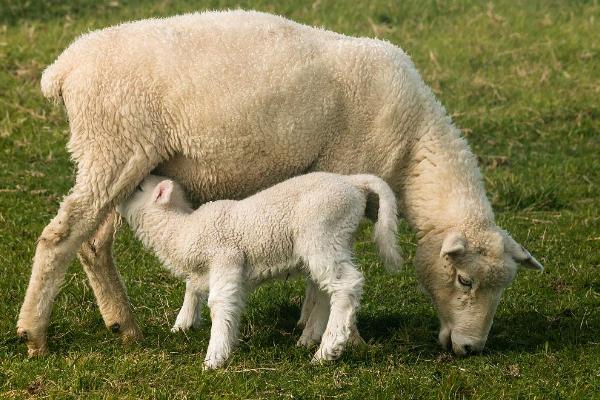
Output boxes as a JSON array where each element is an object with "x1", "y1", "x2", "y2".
[{"x1": 401, "y1": 122, "x2": 494, "y2": 239}]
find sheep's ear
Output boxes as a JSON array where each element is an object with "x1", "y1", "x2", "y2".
[
  {"x1": 153, "y1": 180, "x2": 174, "y2": 205},
  {"x1": 504, "y1": 234, "x2": 544, "y2": 271},
  {"x1": 440, "y1": 232, "x2": 466, "y2": 257}
]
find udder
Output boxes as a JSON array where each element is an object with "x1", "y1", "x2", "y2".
[{"x1": 154, "y1": 153, "x2": 318, "y2": 205}]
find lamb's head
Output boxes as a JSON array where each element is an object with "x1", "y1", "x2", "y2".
[
  {"x1": 117, "y1": 175, "x2": 190, "y2": 228},
  {"x1": 415, "y1": 226, "x2": 543, "y2": 355}
]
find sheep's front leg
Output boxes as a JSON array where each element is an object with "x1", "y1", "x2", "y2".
[
  {"x1": 78, "y1": 209, "x2": 142, "y2": 342},
  {"x1": 204, "y1": 259, "x2": 245, "y2": 370},
  {"x1": 172, "y1": 280, "x2": 207, "y2": 332},
  {"x1": 17, "y1": 192, "x2": 109, "y2": 356}
]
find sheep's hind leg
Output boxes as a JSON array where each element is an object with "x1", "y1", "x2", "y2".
[{"x1": 78, "y1": 209, "x2": 142, "y2": 342}]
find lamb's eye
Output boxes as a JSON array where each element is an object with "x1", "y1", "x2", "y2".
[
  {"x1": 457, "y1": 274, "x2": 472, "y2": 288},
  {"x1": 136, "y1": 184, "x2": 143, "y2": 192}
]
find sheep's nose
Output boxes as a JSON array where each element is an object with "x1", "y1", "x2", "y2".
[{"x1": 462, "y1": 344, "x2": 473, "y2": 354}]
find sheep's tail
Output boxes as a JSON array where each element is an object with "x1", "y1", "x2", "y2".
[
  {"x1": 40, "y1": 57, "x2": 72, "y2": 102},
  {"x1": 346, "y1": 174, "x2": 402, "y2": 274}
]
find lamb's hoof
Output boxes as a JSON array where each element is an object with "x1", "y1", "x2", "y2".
[
  {"x1": 311, "y1": 345, "x2": 342, "y2": 364},
  {"x1": 203, "y1": 356, "x2": 226, "y2": 370},
  {"x1": 296, "y1": 318, "x2": 308, "y2": 329},
  {"x1": 171, "y1": 324, "x2": 190, "y2": 333},
  {"x1": 296, "y1": 335, "x2": 319, "y2": 348},
  {"x1": 17, "y1": 328, "x2": 48, "y2": 357}
]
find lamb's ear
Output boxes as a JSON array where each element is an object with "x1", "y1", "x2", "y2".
[
  {"x1": 152, "y1": 180, "x2": 174, "y2": 205},
  {"x1": 440, "y1": 232, "x2": 466, "y2": 257},
  {"x1": 504, "y1": 234, "x2": 544, "y2": 271}
]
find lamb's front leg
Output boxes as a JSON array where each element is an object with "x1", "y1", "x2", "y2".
[
  {"x1": 172, "y1": 280, "x2": 207, "y2": 332},
  {"x1": 204, "y1": 258, "x2": 245, "y2": 370}
]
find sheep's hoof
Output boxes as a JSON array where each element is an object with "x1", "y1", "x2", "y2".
[
  {"x1": 17, "y1": 330, "x2": 28, "y2": 343},
  {"x1": 17, "y1": 328, "x2": 48, "y2": 357},
  {"x1": 27, "y1": 345, "x2": 49, "y2": 358},
  {"x1": 109, "y1": 321, "x2": 143, "y2": 343},
  {"x1": 120, "y1": 325, "x2": 143, "y2": 344}
]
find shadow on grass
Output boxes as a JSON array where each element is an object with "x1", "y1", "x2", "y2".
[
  {"x1": 488, "y1": 308, "x2": 600, "y2": 354},
  {"x1": 4, "y1": 300, "x2": 599, "y2": 363}
]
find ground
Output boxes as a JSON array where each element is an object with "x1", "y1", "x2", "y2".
[{"x1": 0, "y1": 0, "x2": 599, "y2": 398}]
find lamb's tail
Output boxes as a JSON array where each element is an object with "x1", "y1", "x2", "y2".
[{"x1": 346, "y1": 174, "x2": 402, "y2": 274}]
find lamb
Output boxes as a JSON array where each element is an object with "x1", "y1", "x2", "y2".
[
  {"x1": 18, "y1": 10, "x2": 542, "y2": 357},
  {"x1": 117, "y1": 172, "x2": 401, "y2": 368}
]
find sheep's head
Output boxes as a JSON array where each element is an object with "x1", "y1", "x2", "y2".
[
  {"x1": 117, "y1": 175, "x2": 190, "y2": 228},
  {"x1": 415, "y1": 226, "x2": 543, "y2": 355}
]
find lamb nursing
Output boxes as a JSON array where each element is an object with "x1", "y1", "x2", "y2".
[
  {"x1": 18, "y1": 10, "x2": 543, "y2": 358},
  {"x1": 117, "y1": 172, "x2": 401, "y2": 368}
]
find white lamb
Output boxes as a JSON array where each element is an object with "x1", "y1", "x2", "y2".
[{"x1": 117, "y1": 172, "x2": 401, "y2": 369}]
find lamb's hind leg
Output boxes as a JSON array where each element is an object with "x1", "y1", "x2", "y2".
[
  {"x1": 204, "y1": 255, "x2": 246, "y2": 370},
  {"x1": 311, "y1": 259, "x2": 364, "y2": 362},
  {"x1": 297, "y1": 281, "x2": 329, "y2": 347},
  {"x1": 297, "y1": 278, "x2": 317, "y2": 328},
  {"x1": 17, "y1": 144, "x2": 159, "y2": 356},
  {"x1": 297, "y1": 280, "x2": 365, "y2": 348},
  {"x1": 78, "y1": 209, "x2": 142, "y2": 342}
]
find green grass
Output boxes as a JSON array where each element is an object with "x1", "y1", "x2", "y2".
[{"x1": 1, "y1": 0, "x2": 599, "y2": 398}]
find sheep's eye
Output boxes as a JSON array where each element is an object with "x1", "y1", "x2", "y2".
[
  {"x1": 136, "y1": 184, "x2": 143, "y2": 192},
  {"x1": 457, "y1": 274, "x2": 472, "y2": 288}
]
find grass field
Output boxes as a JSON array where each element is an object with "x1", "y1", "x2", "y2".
[{"x1": 1, "y1": 0, "x2": 599, "y2": 398}]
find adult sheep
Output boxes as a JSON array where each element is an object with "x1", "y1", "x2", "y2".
[{"x1": 18, "y1": 10, "x2": 543, "y2": 357}]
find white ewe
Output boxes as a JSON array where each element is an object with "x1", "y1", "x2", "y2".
[
  {"x1": 18, "y1": 10, "x2": 542, "y2": 357},
  {"x1": 117, "y1": 172, "x2": 401, "y2": 368}
]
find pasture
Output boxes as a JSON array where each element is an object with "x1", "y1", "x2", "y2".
[{"x1": 1, "y1": 0, "x2": 599, "y2": 398}]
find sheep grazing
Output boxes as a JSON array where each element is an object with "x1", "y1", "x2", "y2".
[
  {"x1": 117, "y1": 172, "x2": 401, "y2": 368},
  {"x1": 18, "y1": 10, "x2": 542, "y2": 357}
]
